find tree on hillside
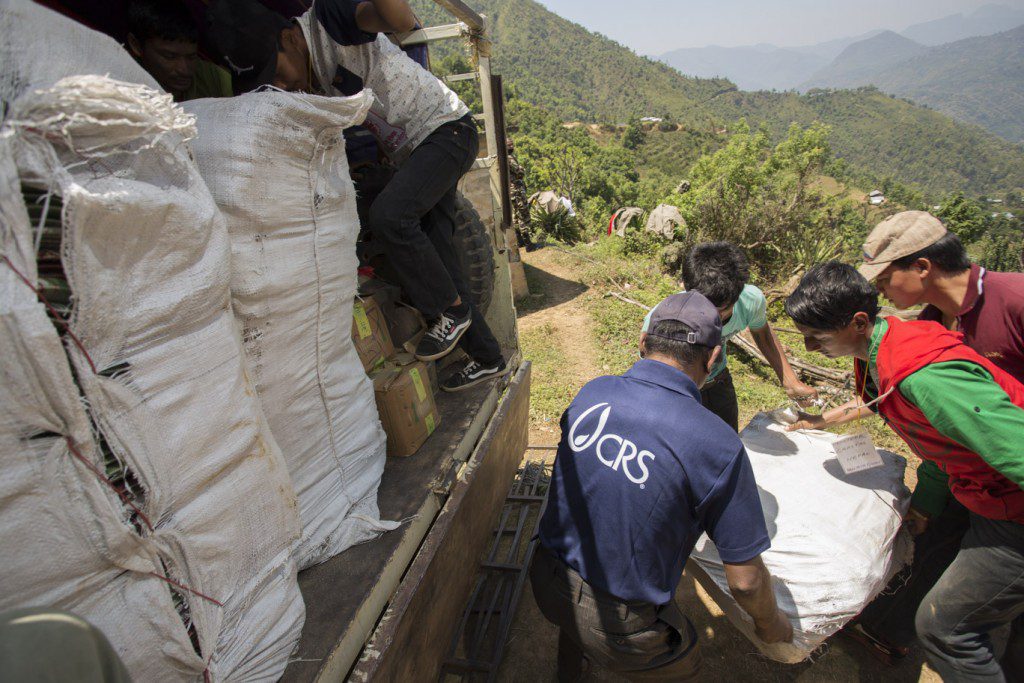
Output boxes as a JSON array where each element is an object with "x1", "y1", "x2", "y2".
[
  {"x1": 669, "y1": 121, "x2": 867, "y2": 280},
  {"x1": 622, "y1": 119, "x2": 645, "y2": 150},
  {"x1": 936, "y1": 192, "x2": 987, "y2": 244}
]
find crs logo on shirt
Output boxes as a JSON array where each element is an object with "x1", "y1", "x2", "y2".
[{"x1": 567, "y1": 403, "x2": 656, "y2": 487}]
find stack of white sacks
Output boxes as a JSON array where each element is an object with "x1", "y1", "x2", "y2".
[{"x1": 0, "y1": 0, "x2": 391, "y2": 678}]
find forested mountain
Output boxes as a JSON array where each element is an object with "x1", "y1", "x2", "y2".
[
  {"x1": 801, "y1": 26, "x2": 1024, "y2": 143},
  {"x1": 411, "y1": 0, "x2": 1024, "y2": 195},
  {"x1": 707, "y1": 88, "x2": 1024, "y2": 196},
  {"x1": 801, "y1": 31, "x2": 927, "y2": 89}
]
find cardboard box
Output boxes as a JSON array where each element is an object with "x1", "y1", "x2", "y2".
[
  {"x1": 352, "y1": 295, "x2": 395, "y2": 372},
  {"x1": 372, "y1": 360, "x2": 440, "y2": 457}
]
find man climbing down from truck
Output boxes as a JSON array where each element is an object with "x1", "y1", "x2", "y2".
[
  {"x1": 208, "y1": 0, "x2": 508, "y2": 392},
  {"x1": 785, "y1": 261, "x2": 1024, "y2": 681},
  {"x1": 532, "y1": 291, "x2": 792, "y2": 682},
  {"x1": 786, "y1": 212, "x2": 1024, "y2": 672},
  {"x1": 642, "y1": 241, "x2": 817, "y2": 431}
]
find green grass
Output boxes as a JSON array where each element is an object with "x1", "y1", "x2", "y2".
[
  {"x1": 519, "y1": 322, "x2": 577, "y2": 426},
  {"x1": 537, "y1": 239, "x2": 915, "y2": 463}
]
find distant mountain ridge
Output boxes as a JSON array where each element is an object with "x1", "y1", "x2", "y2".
[
  {"x1": 802, "y1": 25, "x2": 1024, "y2": 142},
  {"x1": 902, "y1": 3, "x2": 1024, "y2": 45},
  {"x1": 801, "y1": 31, "x2": 928, "y2": 89},
  {"x1": 654, "y1": 3, "x2": 1024, "y2": 93}
]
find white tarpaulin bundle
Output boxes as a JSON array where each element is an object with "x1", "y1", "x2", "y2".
[
  {"x1": 689, "y1": 413, "x2": 912, "y2": 663},
  {"x1": 0, "y1": 0, "x2": 160, "y2": 108},
  {"x1": 2, "y1": 76, "x2": 304, "y2": 681},
  {"x1": 184, "y1": 91, "x2": 396, "y2": 569}
]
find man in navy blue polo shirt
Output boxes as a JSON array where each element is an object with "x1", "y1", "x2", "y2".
[{"x1": 531, "y1": 291, "x2": 792, "y2": 681}]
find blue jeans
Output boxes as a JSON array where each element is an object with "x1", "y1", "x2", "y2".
[
  {"x1": 368, "y1": 114, "x2": 502, "y2": 364},
  {"x1": 915, "y1": 513, "x2": 1024, "y2": 681}
]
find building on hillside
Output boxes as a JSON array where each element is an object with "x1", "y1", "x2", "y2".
[
  {"x1": 640, "y1": 116, "x2": 663, "y2": 123},
  {"x1": 868, "y1": 190, "x2": 886, "y2": 205}
]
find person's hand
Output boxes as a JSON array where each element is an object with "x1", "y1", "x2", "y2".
[
  {"x1": 784, "y1": 380, "x2": 819, "y2": 406},
  {"x1": 903, "y1": 507, "x2": 930, "y2": 536},
  {"x1": 755, "y1": 610, "x2": 794, "y2": 644},
  {"x1": 785, "y1": 411, "x2": 826, "y2": 432}
]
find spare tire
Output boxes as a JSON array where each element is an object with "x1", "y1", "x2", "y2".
[{"x1": 452, "y1": 192, "x2": 495, "y2": 315}]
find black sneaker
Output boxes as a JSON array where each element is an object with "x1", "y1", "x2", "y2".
[
  {"x1": 415, "y1": 308, "x2": 472, "y2": 361},
  {"x1": 441, "y1": 359, "x2": 509, "y2": 392}
]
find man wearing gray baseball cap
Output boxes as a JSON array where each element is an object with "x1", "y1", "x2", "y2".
[{"x1": 532, "y1": 291, "x2": 790, "y2": 681}]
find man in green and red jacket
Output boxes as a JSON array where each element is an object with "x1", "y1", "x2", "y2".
[{"x1": 785, "y1": 261, "x2": 1024, "y2": 681}]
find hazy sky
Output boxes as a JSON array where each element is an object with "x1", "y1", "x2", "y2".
[{"x1": 536, "y1": 0, "x2": 1024, "y2": 55}]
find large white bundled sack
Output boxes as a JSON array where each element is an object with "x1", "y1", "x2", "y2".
[
  {"x1": 0, "y1": 136, "x2": 201, "y2": 681},
  {"x1": 184, "y1": 91, "x2": 396, "y2": 568},
  {"x1": 0, "y1": 0, "x2": 159, "y2": 109},
  {"x1": 4, "y1": 76, "x2": 304, "y2": 681},
  {"x1": 689, "y1": 413, "x2": 913, "y2": 663}
]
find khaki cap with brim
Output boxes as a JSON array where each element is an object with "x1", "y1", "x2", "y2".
[{"x1": 858, "y1": 210, "x2": 947, "y2": 281}]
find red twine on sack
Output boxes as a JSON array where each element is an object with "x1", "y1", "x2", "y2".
[
  {"x1": 2, "y1": 254, "x2": 98, "y2": 375},
  {"x1": 64, "y1": 436, "x2": 154, "y2": 532},
  {"x1": 66, "y1": 441, "x2": 224, "y2": 608}
]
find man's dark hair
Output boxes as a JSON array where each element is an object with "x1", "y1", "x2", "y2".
[
  {"x1": 644, "y1": 320, "x2": 713, "y2": 368},
  {"x1": 682, "y1": 242, "x2": 749, "y2": 308},
  {"x1": 127, "y1": 0, "x2": 198, "y2": 44},
  {"x1": 890, "y1": 232, "x2": 970, "y2": 274},
  {"x1": 785, "y1": 261, "x2": 880, "y2": 330}
]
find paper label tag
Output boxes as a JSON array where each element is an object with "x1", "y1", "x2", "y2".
[
  {"x1": 410, "y1": 368, "x2": 427, "y2": 402},
  {"x1": 353, "y1": 303, "x2": 372, "y2": 339},
  {"x1": 425, "y1": 412, "x2": 435, "y2": 435},
  {"x1": 832, "y1": 430, "x2": 884, "y2": 474}
]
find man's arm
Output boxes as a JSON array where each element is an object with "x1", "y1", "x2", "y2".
[
  {"x1": 749, "y1": 323, "x2": 818, "y2": 403},
  {"x1": 723, "y1": 557, "x2": 793, "y2": 644},
  {"x1": 786, "y1": 398, "x2": 875, "y2": 431},
  {"x1": 354, "y1": 0, "x2": 417, "y2": 34},
  {"x1": 900, "y1": 361, "x2": 1024, "y2": 488}
]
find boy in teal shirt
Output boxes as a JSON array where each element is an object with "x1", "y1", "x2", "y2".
[{"x1": 643, "y1": 242, "x2": 817, "y2": 430}]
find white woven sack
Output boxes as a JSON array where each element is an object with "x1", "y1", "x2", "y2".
[
  {"x1": 690, "y1": 413, "x2": 913, "y2": 663},
  {"x1": 0, "y1": 137, "x2": 203, "y2": 681},
  {"x1": 0, "y1": 0, "x2": 159, "y2": 110},
  {"x1": 5, "y1": 77, "x2": 304, "y2": 681},
  {"x1": 184, "y1": 91, "x2": 396, "y2": 568}
]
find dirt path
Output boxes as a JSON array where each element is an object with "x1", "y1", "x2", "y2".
[
  {"x1": 499, "y1": 247, "x2": 939, "y2": 682},
  {"x1": 516, "y1": 247, "x2": 600, "y2": 447}
]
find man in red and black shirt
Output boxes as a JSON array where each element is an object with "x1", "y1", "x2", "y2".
[{"x1": 786, "y1": 262, "x2": 1024, "y2": 681}]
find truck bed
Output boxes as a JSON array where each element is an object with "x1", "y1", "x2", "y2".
[{"x1": 281, "y1": 379, "x2": 500, "y2": 682}]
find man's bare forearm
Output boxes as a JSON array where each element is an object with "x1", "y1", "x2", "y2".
[
  {"x1": 751, "y1": 325, "x2": 798, "y2": 386},
  {"x1": 724, "y1": 557, "x2": 778, "y2": 625}
]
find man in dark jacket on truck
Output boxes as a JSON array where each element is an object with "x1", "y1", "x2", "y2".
[
  {"x1": 209, "y1": 0, "x2": 507, "y2": 392},
  {"x1": 786, "y1": 261, "x2": 1024, "y2": 681},
  {"x1": 533, "y1": 292, "x2": 792, "y2": 681}
]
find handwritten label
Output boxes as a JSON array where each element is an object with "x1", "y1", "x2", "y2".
[
  {"x1": 353, "y1": 303, "x2": 372, "y2": 339},
  {"x1": 832, "y1": 430, "x2": 884, "y2": 474},
  {"x1": 410, "y1": 368, "x2": 427, "y2": 403}
]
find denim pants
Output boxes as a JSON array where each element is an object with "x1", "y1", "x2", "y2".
[
  {"x1": 700, "y1": 368, "x2": 739, "y2": 432},
  {"x1": 368, "y1": 114, "x2": 502, "y2": 364},
  {"x1": 915, "y1": 512, "x2": 1024, "y2": 681},
  {"x1": 858, "y1": 497, "x2": 972, "y2": 647},
  {"x1": 530, "y1": 546, "x2": 702, "y2": 682}
]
